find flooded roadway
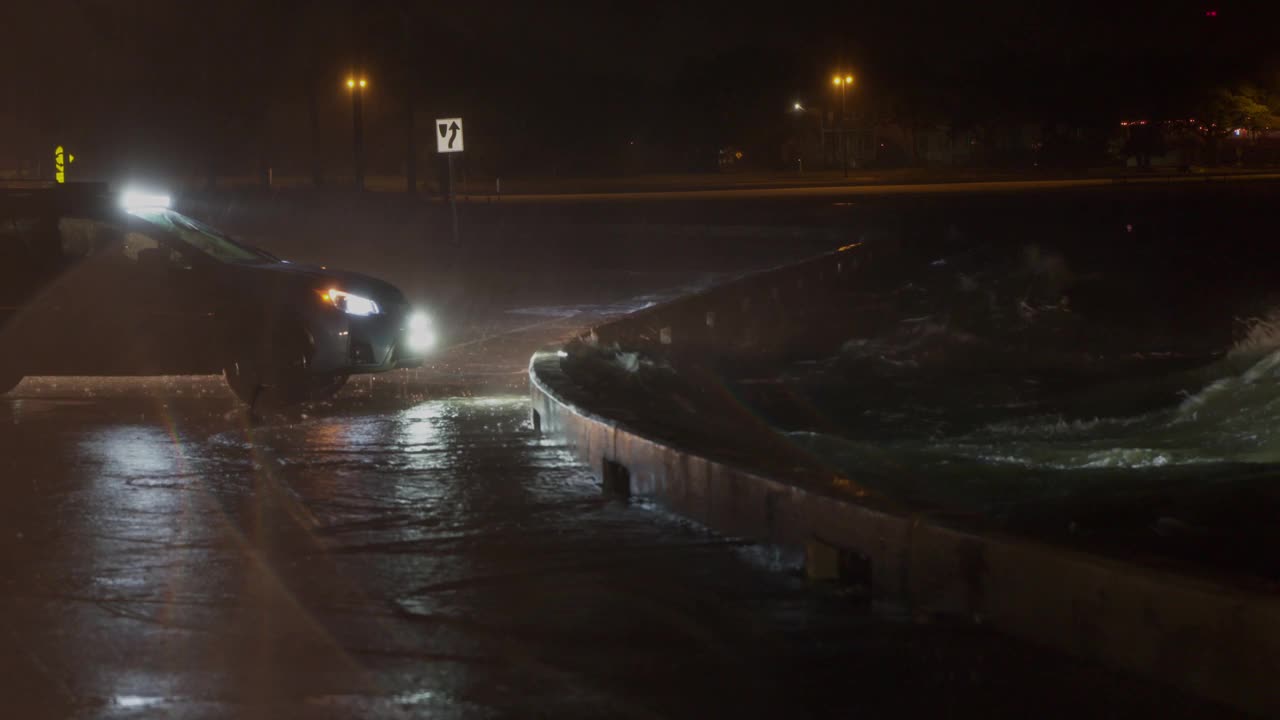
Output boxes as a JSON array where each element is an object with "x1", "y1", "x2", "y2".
[
  {"x1": 0, "y1": 190, "x2": 1250, "y2": 718},
  {"x1": 0, "y1": 377, "x2": 1225, "y2": 719}
]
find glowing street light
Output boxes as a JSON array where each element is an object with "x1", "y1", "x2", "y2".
[
  {"x1": 345, "y1": 74, "x2": 369, "y2": 189},
  {"x1": 792, "y1": 101, "x2": 827, "y2": 171},
  {"x1": 832, "y1": 72, "x2": 856, "y2": 178}
]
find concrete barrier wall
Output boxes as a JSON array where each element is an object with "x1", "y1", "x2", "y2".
[
  {"x1": 529, "y1": 246, "x2": 1280, "y2": 716},
  {"x1": 570, "y1": 242, "x2": 872, "y2": 362}
]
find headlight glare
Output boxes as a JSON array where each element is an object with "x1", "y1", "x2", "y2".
[
  {"x1": 407, "y1": 311, "x2": 436, "y2": 351},
  {"x1": 320, "y1": 288, "x2": 381, "y2": 316}
]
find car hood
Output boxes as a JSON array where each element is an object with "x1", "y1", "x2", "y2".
[{"x1": 246, "y1": 261, "x2": 407, "y2": 306}]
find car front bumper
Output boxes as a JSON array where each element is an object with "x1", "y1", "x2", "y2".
[{"x1": 306, "y1": 306, "x2": 434, "y2": 375}]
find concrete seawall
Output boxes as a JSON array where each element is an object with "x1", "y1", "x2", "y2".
[{"x1": 530, "y1": 244, "x2": 1280, "y2": 716}]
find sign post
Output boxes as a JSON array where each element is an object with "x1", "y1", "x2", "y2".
[{"x1": 436, "y1": 118, "x2": 464, "y2": 245}]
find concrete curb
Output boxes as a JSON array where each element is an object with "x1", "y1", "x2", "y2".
[{"x1": 529, "y1": 249, "x2": 1280, "y2": 716}]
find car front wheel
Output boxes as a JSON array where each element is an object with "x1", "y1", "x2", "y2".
[
  {"x1": 223, "y1": 360, "x2": 348, "y2": 409},
  {"x1": 222, "y1": 312, "x2": 352, "y2": 409}
]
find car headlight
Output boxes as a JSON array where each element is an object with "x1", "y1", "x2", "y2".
[
  {"x1": 407, "y1": 312, "x2": 436, "y2": 352},
  {"x1": 319, "y1": 288, "x2": 381, "y2": 316}
]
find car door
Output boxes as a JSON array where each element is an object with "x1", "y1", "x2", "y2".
[
  {"x1": 42, "y1": 216, "x2": 144, "y2": 373},
  {"x1": 49, "y1": 216, "x2": 216, "y2": 375},
  {"x1": 128, "y1": 234, "x2": 222, "y2": 375}
]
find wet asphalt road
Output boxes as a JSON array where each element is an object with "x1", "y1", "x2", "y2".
[
  {"x1": 1, "y1": 189, "x2": 1253, "y2": 718},
  {"x1": 0, "y1": 381, "x2": 1228, "y2": 719}
]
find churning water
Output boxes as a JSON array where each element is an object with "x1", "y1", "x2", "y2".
[{"x1": 774, "y1": 233, "x2": 1280, "y2": 564}]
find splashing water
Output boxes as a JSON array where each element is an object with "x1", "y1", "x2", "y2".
[
  {"x1": 1228, "y1": 307, "x2": 1280, "y2": 358},
  {"x1": 785, "y1": 287, "x2": 1280, "y2": 516}
]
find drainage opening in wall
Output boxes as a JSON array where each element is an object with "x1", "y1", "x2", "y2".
[
  {"x1": 601, "y1": 459, "x2": 631, "y2": 498},
  {"x1": 806, "y1": 536, "x2": 872, "y2": 595}
]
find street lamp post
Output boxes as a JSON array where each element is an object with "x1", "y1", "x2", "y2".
[
  {"x1": 793, "y1": 102, "x2": 825, "y2": 170},
  {"x1": 833, "y1": 74, "x2": 854, "y2": 178},
  {"x1": 346, "y1": 75, "x2": 368, "y2": 190}
]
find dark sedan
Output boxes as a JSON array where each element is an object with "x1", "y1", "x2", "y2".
[{"x1": 0, "y1": 185, "x2": 435, "y2": 407}]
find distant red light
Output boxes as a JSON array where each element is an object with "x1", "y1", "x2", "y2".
[{"x1": 1205, "y1": 9, "x2": 1217, "y2": 16}]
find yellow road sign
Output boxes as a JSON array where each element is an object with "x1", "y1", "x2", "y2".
[{"x1": 54, "y1": 145, "x2": 75, "y2": 183}]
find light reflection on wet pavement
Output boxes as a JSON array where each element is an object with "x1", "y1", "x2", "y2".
[{"x1": 0, "y1": 381, "x2": 1229, "y2": 718}]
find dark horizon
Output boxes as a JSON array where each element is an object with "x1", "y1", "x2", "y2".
[{"x1": 2, "y1": 0, "x2": 1277, "y2": 180}]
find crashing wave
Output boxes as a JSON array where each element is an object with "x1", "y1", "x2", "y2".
[{"x1": 1229, "y1": 308, "x2": 1280, "y2": 358}]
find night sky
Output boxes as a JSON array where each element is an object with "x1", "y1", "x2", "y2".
[{"x1": 1, "y1": 0, "x2": 1275, "y2": 177}]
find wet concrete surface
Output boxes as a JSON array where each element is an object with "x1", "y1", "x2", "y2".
[
  {"x1": 2, "y1": 188, "x2": 1260, "y2": 717},
  {"x1": 0, "y1": 381, "x2": 1231, "y2": 719}
]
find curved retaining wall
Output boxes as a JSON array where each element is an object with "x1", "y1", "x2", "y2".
[{"x1": 529, "y1": 245, "x2": 1280, "y2": 716}]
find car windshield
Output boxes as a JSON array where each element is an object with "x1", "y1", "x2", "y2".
[{"x1": 127, "y1": 208, "x2": 274, "y2": 265}]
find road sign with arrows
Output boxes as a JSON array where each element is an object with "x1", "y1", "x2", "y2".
[
  {"x1": 54, "y1": 145, "x2": 76, "y2": 183},
  {"x1": 436, "y1": 118, "x2": 463, "y2": 153}
]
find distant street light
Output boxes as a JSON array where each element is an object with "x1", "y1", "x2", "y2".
[
  {"x1": 792, "y1": 102, "x2": 826, "y2": 169},
  {"x1": 832, "y1": 73, "x2": 855, "y2": 178},
  {"x1": 346, "y1": 74, "x2": 369, "y2": 190}
]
